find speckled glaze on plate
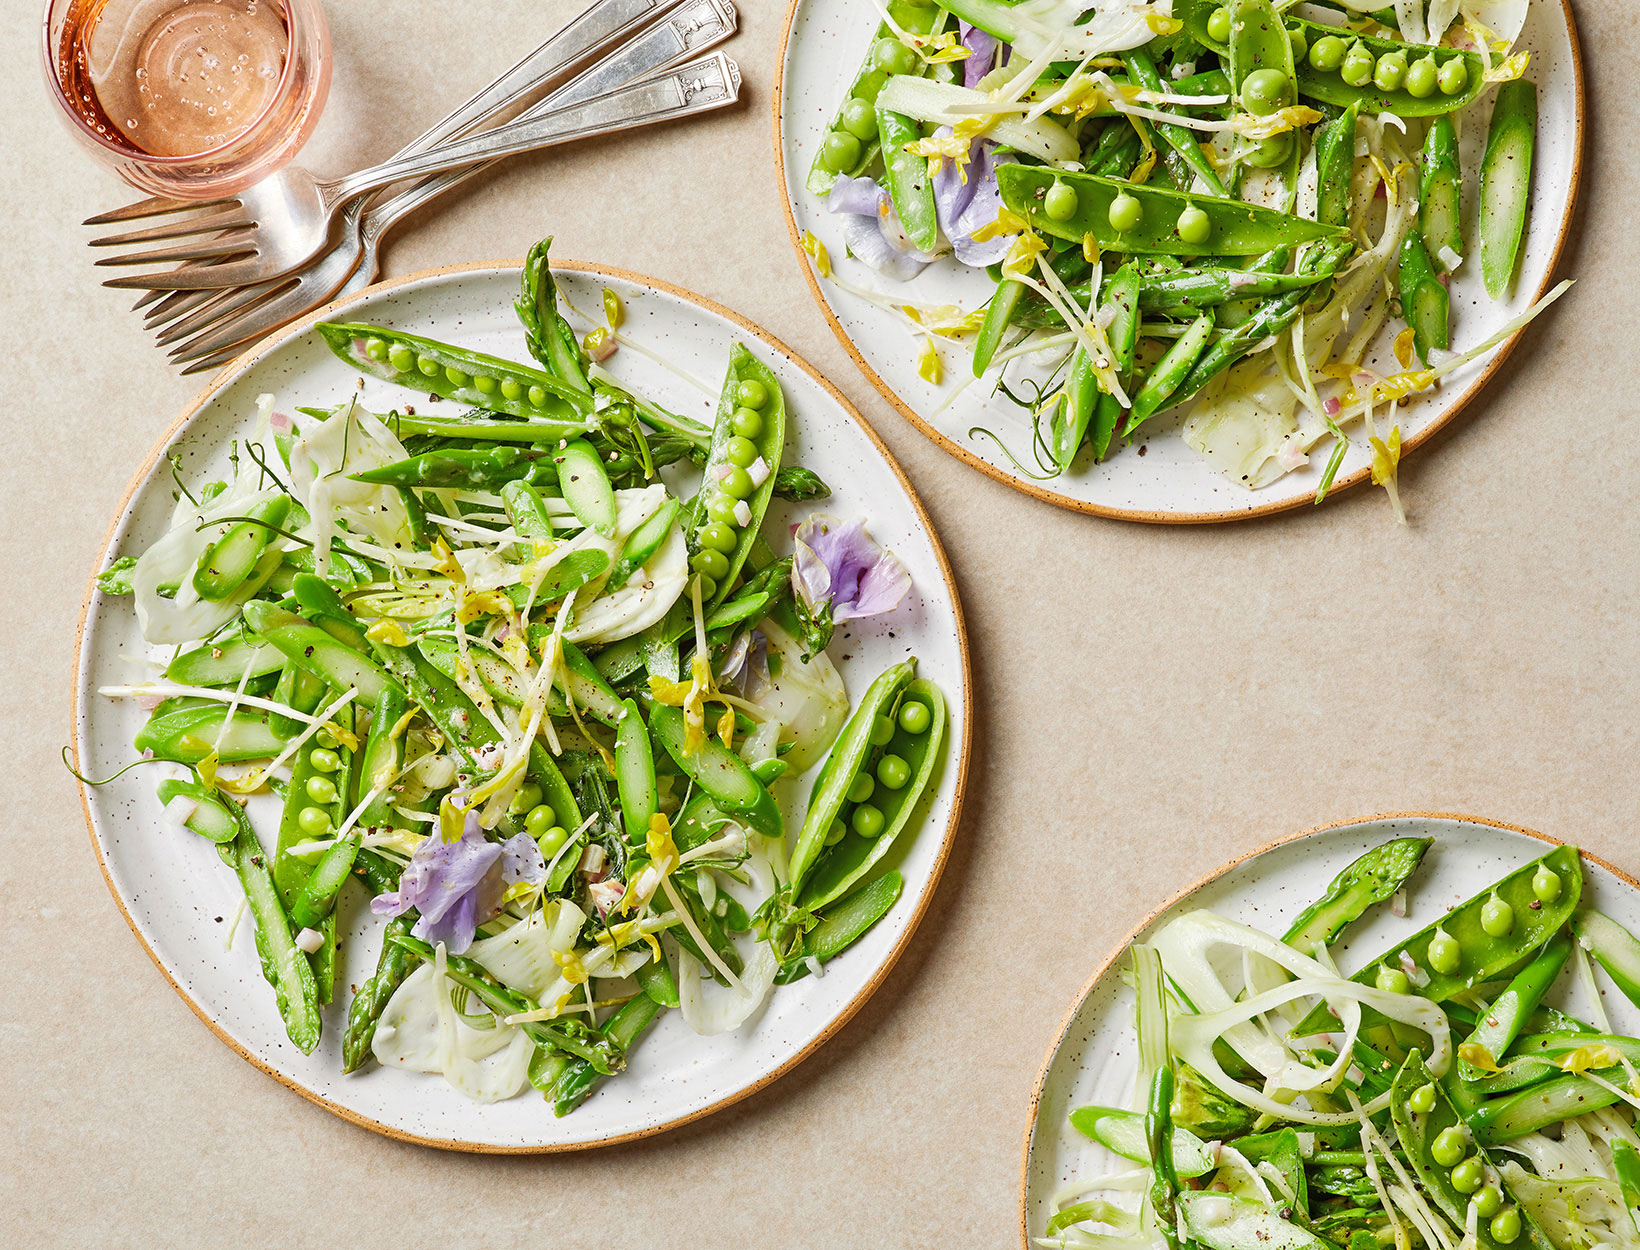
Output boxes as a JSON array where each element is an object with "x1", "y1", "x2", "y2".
[
  {"x1": 1020, "y1": 812, "x2": 1640, "y2": 1247},
  {"x1": 71, "y1": 260, "x2": 970, "y2": 1152},
  {"x1": 775, "y1": 3, "x2": 1584, "y2": 522}
]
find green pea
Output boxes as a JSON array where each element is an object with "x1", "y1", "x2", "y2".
[
  {"x1": 1405, "y1": 55, "x2": 1439, "y2": 98},
  {"x1": 1310, "y1": 35, "x2": 1347, "y2": 72},
  {"x1": 1451, "y1": 1158, "x2": 1484, "y2": 1194},
  {"x1": 735, "y1": 379, "x2": 769, "y2": 410},
  {"x1": 1432, "y1": 1126, "x2": 1467, "y2": 1167},
  {"x1": 724, "y1": 435, "x2": 759, "y2": 467},
  {"x1": 1438, "y1": 57, "x2": 1468, "y2": 95},
  {"x1": 1427, "y1": 927, "x2": 1461, "y2": 974},
  {"x1": 820, "y1": 130, "x2": 863, "y2": 173},
  {"x1": 297, "y1": 805, "x2": 331, "y2": 837},
  {"x1": 899, "y1": 700, "x2": 932, "y2": 734},
  {"x1": 852, "y1": 803, "x2": 886, "y2": 838},
  {"x1": 695, "y1": 573, "x2": 718, "y2": 601},
  {"x1": 1491, "y1": 1209, "x2": 1522, "y2": 1243},
  {"x1": 1044, "y1": 181, "x2": 1079, "y2": 223},
  {"x1": 855, "y1": 69, "x2": 888, "y2": 105},
  {"x1": 441, "y1": 366, "x2": 467, "y2": 388},
  {"x1": 315, "y1": 728, "x2": 339, "y2": 749},
  {"x1": 473, "y1": 374, "x2": 498, "y2": 394},
  {"x1": 731, "y1": 406, "x2": 764, "y2": 438},
  {"x1": 1474, "y1": 1185, "x2": 1504, "y2": 1219},
  {"x1": 873, "y1": 37, "x2": 918, "y2": 76},
  {"x1": 1108, "y1": 192, "x2": 1142, "y2": 233},
  {"x1": 692, "y1": 548, "x2": 730, "y2": 580},
  {"x1": 524, "y1": 804, "x2": 555, "y2": 836},
  {"x1": 304, "y1": 775, "x2": 338, "y2": 805},
  {"x1": 1341, "y1": 42, "x2": 1377, "y2": 88},
  {"x1": 508, "y1": 782, "x2": 543, "y2": 816},
  {"x1": 1532, "y1": 866, "x2": 1562, "y2": 903},
  {"x1": 847, "y1": 774, "x2": 875, "y2": 804},
  {"x1": 500, "y1": 378, "x2": 523, "y2": 400},
  {"x1": 1374, "y1": 51, "x2": 1408, "y2": 91},
  {"x1": 309, "y1": 748, "x2": 341, "y2": 774},
  {"x1": 825, "y1": 817, "x2": 848, "y2": 846},
  {"x1": 1177, "y1": 206, "x2": 1211, "y2": 245},
  {"x1": 364, "y1": 337, "x2": 388, "y2": 362},
  {"x1": 387, "y1": 344, "x2": 414, "y2": 372},
  {"x1": 870, "y1": 714, "x2": 896, "y2": 747},
  {"x1": 1481, "y1": 895, "x2": 1515, "y2": 937},
  {"x1": 1244, "y1": 131, "x2": 1293, "y2": 168},
  {"x1": 719, "y1": 465, "x2": 754, "y2": 499},
  {"x1": 840, "y1": 98, "x2": 878, "y2": 141},
  {"x1": 1206, "y1": 5, "x2": 1231, "y2": 42},
  {"x1": 416, "y1": 354, "x2": 441, "y2": 377},
  {"x1": 1409, "y1": 1083, "x2": 1437, "y2": 1114},
  {"x1": 1375, "y1": 965, "x2": 1410, "y2": 994},
  {"x1": 706, "y1": 494, "x2": 740, "y2": 526},
  {"x1": 698, "y1": 521, "x2": 737, "y2": 552},
  {"x1": 1288, "y1": 26, "x2": 1307, "y2": 63},
  {"x1": 1242, "y1": 68, "x2": 1289, "y2": 116},
  {"x1": 527, "y1": 385, "x2": 548, "y2": 407},
  {"x1": 534, "y1": 826, "x2": 568, "y2": 860},
  {"x1": 877, "y1": 754, "x2": 910, "y2": 789}
]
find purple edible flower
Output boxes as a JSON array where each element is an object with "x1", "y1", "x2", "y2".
[
  {"x1": 959, "y1": 22, "x2": 1000, "y2": 87},
  {"x1": 825, "y1": 174, "x2": 937, "y2": 281},
  {"x1": 371, "y1": 813, "x2": 543, "y2": 954},
  {"x1": 719, "y1": 628, "x2": 771, "y2": 695},
  {"x1": 931, "y1": 134, "x2": 1016, "y2": 268},
  {"x1": 792, "y1": 515, "x2": 912, "y2": 623}
]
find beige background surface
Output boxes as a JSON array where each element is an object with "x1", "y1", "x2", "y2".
[{"x1": 2, "y1": 1, "x2": 1636, "y2": 1245}]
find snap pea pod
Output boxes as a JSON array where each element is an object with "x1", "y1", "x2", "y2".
[
  {"x1": 775, "y1": 870, "x2": 904, "y2": 984},
  {"x1": 269, "y1": 660, "x2": 326, "y2": 738},
  {"x1": 193, "y1": 495, "x2": 291, "y2": 600},
  {"x1": 608, "y1": 496, "x2": 678, "y2": 592},
  {"x1": 1480, "y1": 79, "x2": 1537, "y2": 300},
  {"x1": 389, "y1": 932, "x2": 622, "y2": 1074},
  {"x1": 997, "y1": 166, "x2": 1349, "y2": 256},
  {"x1": 1421, "y1": 115, "x2": 1462, "y2": 268},
  {"x1": 154, "y1": 777, "x2": 239, "y2": 842},
  {"x1": 1394, "y1": 1052, "x2": 1555, "y2": 1250},
  {"x1": 1472, "y1": 1071, "x2": 1622, "y2": 1143},
  {"x1": 1291, "y1": 845, "x2": 1583, "y2": 1038},
  {"x1": 351, "y1": 445, "x2": 551, "y2": 490},
  {"x1": 365, "y1": 638, "x2": 490, "y2": 772},
  {"x1": 506, "y1": 549, "x2": 612, "y2": 610},
  {"x1": 1229, "y1": 0, "x2": 1300, "y2": 182},
  {"x1": 134, "y1": 703, "x2": 285, "y2": 762},
  {"x1": 218, "y1": 788, "x2": 321, "y2": 1053},
  {"x1": 315, "y1": 321, "x2": 591, "y2": 425},
  {"x1": 1050, "y1": 350, "x2": 1099, "y2": 474},
  {"x1": 878, "y1": 105, "x2": 939, "y2": 255},
  {"x1": 614, "y1": 699, "x2": 656, "y2": 845},
  {"x1": 500, "y1": 479, "x2": 556, "y2": 551},
  {"x1": 1399, "y1": 232, "x2": 1450, "y2": 367},
  {"x1": 704, "y1": 557, "x2": 790, "y2": 634},
  {"x1": 1148, "y1": 1065, "x2": 1185, "y2": 1250},
  {"x1": 1126, "y1": 312, "x2": 1215, "y2": 435},
  {"x1": 1613, "y1": 1141, "x2": 1640, "y2": 1212},
  {"x1": 343, "y1": 913, "x2": 413, "y2": 1073},
  {"x1": 1456, "y1": 932, "x2": 1571, "y2": 1084},
  {"x1": 1569, "y1": 909, "x2": 1640, "y2": 1010},
  {"x1": 1315, "y1": 102, "x2": 1359, "y2": 230},
  {"x1": 353, "y1": 685, "x2": 407, "y2": 831},
  {"x1": 1089, "y1": 265, "x2": 1142, "y2": 462},
  {"x1": 635, "y1": 952, "x2": 680, "y2": 1008},
  {"x1": 514, "y1": 236, "x2": 591, "y2": 394},
  {"x1": 973, "y1": 278, "x2": 1027, "y2": 376},
  {"x1": 648, "y1": 703, "x2": 782, "y2": 840},
  {"x1": 275, "y1": 703, "x2": 355, "y2": 1002},
  {"x1": 1282, "y1": 836, "x2": 1433, "y2": 953},
  {"x1": 242, "y1": 600, "x2": 401, "y2": 705},
  {"x1": 291, "y1": 834, "x2": 361, "y2": 929},
  {"x1": 1069, "y1": 1106, "x2": 1215, "y2": 1176},
  {"x1": 685, "y1": 345, "x2": 786, "y2": 610},
  {"x1": 798, "y1": 677, "x2": 944, "y2": 911},
  {"x1": 552, "y1": 994, "x2": 662, "y2": 1116},
  {"x1": 1122, "y1": 46, "x2": 1228, "y2": 196},
  {"x1": 289, "y1": 573, "x2": 370, "y2": 651},
  {"x1": 164, "y1": 632, "x2": 285, "y2": 687},
  {"x1": 554, "y1": 438, "x2": 617, "y2": 537}
]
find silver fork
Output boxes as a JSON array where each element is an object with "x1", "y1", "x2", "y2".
[
  {"x1": 155, "y1": 0, "x2": 738, "y2": 371},
  {"x1": 87, "y1": 0, "x2": 689, "y2": 290}
]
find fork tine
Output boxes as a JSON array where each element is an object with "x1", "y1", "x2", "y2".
[
  {"x1": 155, "y1": 281, "x2": 276, "y2": 346},
  {"x1": 179, "y1": 344, "x2": 241, "y2": 376},
  {"x1": 169, "y1": 278, "x2": 303, "y2": 361},
  {"x1": 130, "y1": 289, "x2": 164, "y2": 312},
  {"x1": 90, "y1": 209, "x2": 254, "y2": 248},
  {"x1": 143, "y1": 286, "x2": 218, "y2": 330},
  {"x1": 84, "y1": 194, "x2": 231, "y2": 225},
  {"x1": 103, "y1": 253, "x2": 274, "y2": 292},
  {"x1": 95, "y1": 232, "x2": 257, "y2": 271}
]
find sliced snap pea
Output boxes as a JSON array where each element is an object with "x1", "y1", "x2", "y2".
[
  {"x1": 275, "y1": 704, "x2": 355, "y2": 1002},
  {"x1": 165, "y1": 632, "x2": 285, "y2": 687},
  {"x1": 500, "y1": 479, "x2": 557, "y2": 550},
  {"x1": 1569, "y1": 909, "x2": 1640, "y2": 1011},
  {"x1": 192, "y1": 495, "x2": 291, "y2": 601},
  {"x1": 1392, "y1": 1052, "x2": 1550, "y2": 1250},
  {"x1": 352, "y1": 685, "x2": 407, "y2": 831},
  {"x1": 776, "y1": 870, "x2": 904, "y2": 984},
  {"x1": 1126, "y1": 312, "x2": 1216, "y2": 435},
  {"x1": 805, "y1": 11, "x2": 938, "y2": 196},
  {"x1": 1292, "y1": 845, "x2": 1583, "y2": 1038},
  {"x1": 1456, "y1": 932, "x2": 1571, "y2": 1084},
  {"x1": 704, "y1": 557, "x2": 791, "y2": 634},
  {"x1": 554, "y1": 438, "x2": 617, "y2": 537},
  {"x1": 366, "y1": 637, "x2": 494, "y2": 772},
  {"x1": 1614, "y1": 1141, "x2": 1640, "y2": 1212},
  {"x1": 1122, "y1": 46, "x2": 1228, "y2": 196},
  {"x1": 134, "y1": 702, "x2": 285, "y2": 762},
  {"x1": 315, "y1": 321, "x2": 592, "y2": 425},
  {"x1": 1090, "y1": 264, "x2": 1142, "y2": 462},
  {"x1": 648, "y1": 703, "x2": 782, "y2": 840},
  {"x1": 1480, "y1": 78, "x2": 1537, "y2": 300},
  {"x1": 506, "y1": 548, "x2": 612, "y2": 611},
  {"x1": 1050, "y1": 349, "x2": 1099, "y2": 474},
  {"x1": 1421, "y1": 115, "x2": 1463, "y2": 267},
  {"x1": 798, "y1": 677, "x2": 944, "y2": 911},
  {"x1": 1229, "y1": 0, "x2": 1299, "y2": 181},
  {"x1": 291, "y1": 834, "x2": 361, "y2": 929},
  {"x1": 1069, "y1": 1105, "x2": 1216, "y2": 1177},
  {"x1": 155, "y1": 778, "x2": 239, "y2": 843},
  {"x1": 878, "y1": 106, "x2": 940, "y2": 254},
  {"x1": 289, "y1": 573, "x2": 371, "y2": 652},
  {"x1": 352, "y1": 445, "x2": 550, "y2": 490},
  {"x1": 635, "y1": 951, "x2": 680, "y2": 1008},
  {"x1": 608, "y1": 496, "x2": 678, "y2": 592},
  {"x1": 552, "y1": 993, "x2": 662, "y2": 1117},
  {"x1": 1282, "y1": 836, "x2": 1432, "y2": 953},
  {"x1": 614, "y1": 699, "x2": 657, "y2": 845},
  {"x1": 515, "y1": 236, "x2": 592, "y2": 395},
  {"x1": 1315, "y1": 102, "x2": 1359, "y2": 229},
  {"x1": 686, "y1": 345, "x2": 786, "y2": 610},
  {"x1": 343, "y1": 912, "x2": 412, "y2": 1073},
  {"x1": 1472, "y1": 1071, "x2": 1622, "y2": 1144},
  {"x1": 1400, "y1": 232, "x2": 1451, "y2": 366},
  {"x1": 242, "y1": 599, "x2": 402, "y2": 706},
  {"x1": 789, "y1": 660, "x2": 916, "y2": 894},
  {"x1": 997, "y1": 166, "x2": 1349, "y2": 257},
  {"x1": 269, "y1": 660, "x2": 325, "y2": 738},
  {"x1": 973, "y1": 278, "x2": 1027, "y2": 376}
]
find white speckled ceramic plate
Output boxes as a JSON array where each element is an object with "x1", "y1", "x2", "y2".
[
  {"x1": 776, "y1": 3, "x2": 1584, "y2": 521},
  {"x1": 72, "y1": 261, "x2": 970, "y2": 1152},
  {"x1": 1021, "y1": 812, "x2": 1640, "y2": 1247}
]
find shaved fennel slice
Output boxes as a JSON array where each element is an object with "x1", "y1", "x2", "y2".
[
  {"x1": 563, "y1": 485, "x2": 684, "y2": 643},
  {"x1": 1501, "y1": 1165, "x2": 1640, "y2": 1250},
  {"x1": 468, "y1": 902, "x2": 585, "y2": 1001},
  {"x1": 674, "y1": 845, "x2": 782, "y2": 1035},
  {"x1": 373, "y1": 960, "x2": 532, "y2": 1102},
  {"x1": 287, "y1": 401, "x2": 417, "y2": 577},
  {"x1": 748, "y1": 621, "x2": 849, "y2": 771},
  {"x1": 1182, "y1": 359, "x2": 1305, "y2": 490}
]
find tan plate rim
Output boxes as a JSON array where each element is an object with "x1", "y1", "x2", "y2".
[
  {"x1": 70, "y1": 257, "x2": 973, "y2": 1155},
  {"x1": 772, "y1": 1, "x2": 1587, "y2": 524},
  {"x1": 1014, "y1": 808, "x2": 1640, "y2": 1247}
]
